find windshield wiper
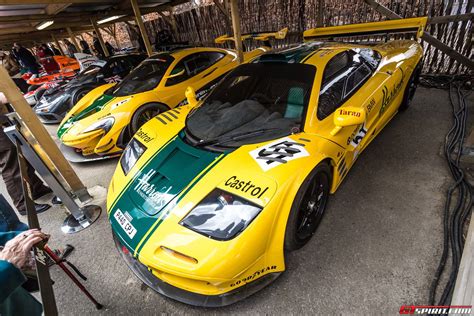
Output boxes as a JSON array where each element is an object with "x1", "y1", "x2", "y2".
[{"x1": 195, "y1": 128, "x2": 279, "y2": 147}]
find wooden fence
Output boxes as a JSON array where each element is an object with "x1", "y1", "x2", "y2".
[{"x1": 130, "y1": 0, "x2": 472, "y2": 74}]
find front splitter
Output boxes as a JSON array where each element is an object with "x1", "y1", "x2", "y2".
[
  {"x1": 113, "y1": 233, "x2": 281, "y2": 307},
  {"x1": 60, "y1": 144, "x2": 121, "y2": 163}
]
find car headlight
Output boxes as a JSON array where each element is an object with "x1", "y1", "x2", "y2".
[
  {"x1": 180, "y1": 189, "x2": 262, "y2": 240},
  {"x1": 81, "y1": 117, "x2": 115, "y2": 134},
  {"x1": 120, "y1": 138, "x2": 147, "y2": 175}
]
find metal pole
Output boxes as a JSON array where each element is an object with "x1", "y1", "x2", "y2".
[
  {"x1": 130, "y1": 0, "x2": 153, "y2": 57},
  {"x1": 5, "y1": 124, "x2": 101, "y2": 234},
  {"x1": 17, "y1": 144, "x2": 59, "y2": 316},
  {"x1": 0, "y1": 66, "x2": 91, "y2": 202},
  {"x1": 90, "y1": 18, "x2": 110, "y2": 57},
  {"x1": 229, "y1": 0, "x2": 244, "y2": 63}
]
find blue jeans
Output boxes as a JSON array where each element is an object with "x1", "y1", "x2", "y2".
[{"x1": 0, "y1": 194, "x2": 28, "y2": 232}]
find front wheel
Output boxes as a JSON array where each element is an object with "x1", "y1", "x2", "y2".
[
  {"x1": 284, "y1": 163, "x2": 331, "y2": 251},
  {"x1": 130, "y1": 103, "x2": 168, "y2": 135},
  {"x1": 70, "y1": 88, "x2": 91, "y2": 106}
]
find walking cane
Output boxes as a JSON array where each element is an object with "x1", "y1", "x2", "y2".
[{"x1": 16, "y1": 139, "x2": 103, "y2": 314}]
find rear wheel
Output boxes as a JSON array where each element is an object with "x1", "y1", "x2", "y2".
[
  {"x1": 284, "y1": 163, "x2": 331, "y2": 251},
  {"x1": 130, "y1": 103, "x2": 168, "y2": 135},
  {"x1": 28, "y1": 85, "x2": 39, "y2": 92},
  {"x1": 34, "y1": 88, "x2": 46, "y2": 101},
  {"x1": 399, "y1": 63, "x2": 422, "y2": 111}
]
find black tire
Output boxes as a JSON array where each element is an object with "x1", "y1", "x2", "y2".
[
  {"x1": 34, "y1": 88, "x2": 46, "y2": 101},
  {"x1": 28, "y1": 85, "x2": 39, "y2": 92},
  {"x1": 284, "y1": 163, "x2": 331, "y2": 251},
  {"x1": 399, "y1": 63, "x2": 422, "y2": 112},
  {"x1": 130, "y1": 103, "x2": 168, "y2": 135},
  {"x1": 70, "y1": 88, "x2": 91, "y2": 106}
]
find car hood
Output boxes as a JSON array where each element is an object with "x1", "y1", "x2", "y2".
[
  {"x1": 107, "y1": 107, "x2": 319, "y2": 254},
  {"x1": 58, "y1": 83, "x2": 116, "y2": 138}
]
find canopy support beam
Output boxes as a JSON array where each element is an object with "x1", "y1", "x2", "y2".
[
  {"x1": 67, "y1": 27, "x2": 80, "y2": 52},
  {"x1": 229, "y1": 0, "x2": 243, "y2": 63},
  {"x1": 364, "y1": 0, "x2": 474, "y2": 70},
  {"x1": 51, "y1": 34, "x2": 65, "y2": 55},
  {"x1": 130, "y1": 0, "x2": 153, "y2": 56},
  {"x1": 91, "y1": 18, "x2": 109, "y2": 57}
]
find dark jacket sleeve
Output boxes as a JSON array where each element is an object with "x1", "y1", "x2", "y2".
[
  {"x1": 0, "y1": 231, "x2": 21, "y2": 247},
  {"x1": 0, "y1": 260, "x2": 26, "y2": 303}
]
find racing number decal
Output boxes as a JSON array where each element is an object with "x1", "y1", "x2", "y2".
[
  {"x1": 250, "y1": 137, "x2": 309, "y2": 171},
  {"x1": 350, "y1": 124, "x2": 367, "y2": 148}
]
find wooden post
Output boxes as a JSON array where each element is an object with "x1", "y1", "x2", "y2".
[
  {"x1": 317, "y1": 0, "x2": 324, "y2": 26},
  {"x1": 168, "y1": 6, "x2": 179, "y2": 40},
  {"x1": 0, "y1": 66, "x2": 87, "y2": 194},
  {"x1": 130, "y1": 0, "x2": 153, "y2": 56},
  {"x1": 67, "y1": 27, "x2": 80, "y2": 52},
  {"x1": 51, "y1": 34, "x2": 65, "y2": 55},
  {"x1": 229, "y1": 0, "x2": 243, "y2": 63},
  {"x1": 363, "y1": 0, "x2": 474, "y2": 70},
  {"x1": 213, "y1": 0, "x2": 232, "y2": 34},
  {"x1": 91, "y1": 18, "x2": 109, "y2": 57}
]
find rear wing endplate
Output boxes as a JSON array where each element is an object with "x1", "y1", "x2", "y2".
[
  {"x1": 215, "y1": 27, "x2": 288, "y2": 44},
  {"x1": 303, "y1": 17, "x2": 427, "y2": 41}
]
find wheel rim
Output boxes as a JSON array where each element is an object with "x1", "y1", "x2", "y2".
[
  {"x1": 135, "y1": 108, "x2": 161, "y2": 131},
  {"x1": 296, "y1": 172, "x2": 329, "y2": 241}
]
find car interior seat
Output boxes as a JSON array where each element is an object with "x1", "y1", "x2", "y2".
[{"x1": 284, "y1": 87, "x2": 305, "y2": 119}]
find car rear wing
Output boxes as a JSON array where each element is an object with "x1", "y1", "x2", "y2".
[
  {"x1": 215, "y1": 27, "x2": 288, "y2": 44},
  {"x1": 303, "y1": 17, "x2": 428, "y2": 41}
]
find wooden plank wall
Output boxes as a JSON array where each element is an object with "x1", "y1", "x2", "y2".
[{"x1": 128, "y1": 0, "x2": 472, "y2": 74}]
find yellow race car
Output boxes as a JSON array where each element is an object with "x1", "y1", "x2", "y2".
[
  {"x1": 107, "y1": 18, "x2": 426, "y2": 306},
  {"x1": 57, "y1": 30, "x2": 288, "y2": 162}
]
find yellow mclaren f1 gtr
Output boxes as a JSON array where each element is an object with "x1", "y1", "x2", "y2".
[
  {"x1": 57, "y1": 47, "x2": 268, "y2": 162},
  {"x1": 107, "y1": 18, "x2": 426, "y2": 306}
]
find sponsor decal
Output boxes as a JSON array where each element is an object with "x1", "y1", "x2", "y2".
[
  {"x1": 338, "y1": 109, "x2": 361, "y2": 117},
  {"x1": 74, "y1": 53, "x2": 99, "y2": 71},
  {"x1": 366, "y1": 98, "x2": 376, "y2": 113},
  {"x1": 380, "y1": 69, "x2": 405, "y2": 115},
  {"x1": 224, "y1": 176, "x2": 269, "y2": 199},
  {"x1": 136, "y1": 128, "x2": 155, "y2": 143},
  {"x1": 114, "y1": 209, "x2": 137, "y2": 239},
  {"x1": 230, "y1": 266, "x2": 277, "y2": 287},
  {"x1": 399, "y1": 305, "x2": 472, "y2": 315},
  {"x1": 250, "y1": 137, "x2": 309, "y2": 171},
  {"x1": 133, "y1": 170, "x2": 173, "y2": 210}
]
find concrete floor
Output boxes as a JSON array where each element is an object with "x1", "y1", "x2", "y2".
[{"x1": 0, "y1": 87, "x2": 462, "y2": 314}]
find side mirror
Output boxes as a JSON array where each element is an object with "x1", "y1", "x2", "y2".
[
  {"x1": 330, "y1": 107, "x2": 366, "y2": 136},
  {"x1": 164, "y1": 69, "x2": 185, "y2": 79},
  {"x1": 185, "y1": 86, "x2": 198, "y2": 107}
]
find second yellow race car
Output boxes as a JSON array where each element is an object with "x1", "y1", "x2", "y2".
[
  {"x1": 107, "y1": 18, "x2": 425, "y2": 306},
  {"x1": 57, "y1": 29, "x2": 288, "y2": 162}
]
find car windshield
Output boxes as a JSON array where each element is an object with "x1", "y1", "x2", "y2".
[
  {"x1": 186, "y1": 63, "x2": 316, "y2": 148},
  {"x1": 112, "y1": 54, "x2": 174, "y2": 97},
  {"x1": 69, "y1": 64, "x2": 102, "y2": 85}
]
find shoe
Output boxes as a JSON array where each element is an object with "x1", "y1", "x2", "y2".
[
  {"x1": 51, "y1": 196, "x2": 62, "y2": 205},
  {"x1": 32, "y1": 186, "x2": 53, "y2": 200},
  {"x1": 19, "y1": 203, "x2": 51, "y2": 216}
]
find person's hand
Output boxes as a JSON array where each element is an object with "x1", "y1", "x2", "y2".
[{"x1": 0, "y1": 229, "x2": 47, "y2": 269}]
